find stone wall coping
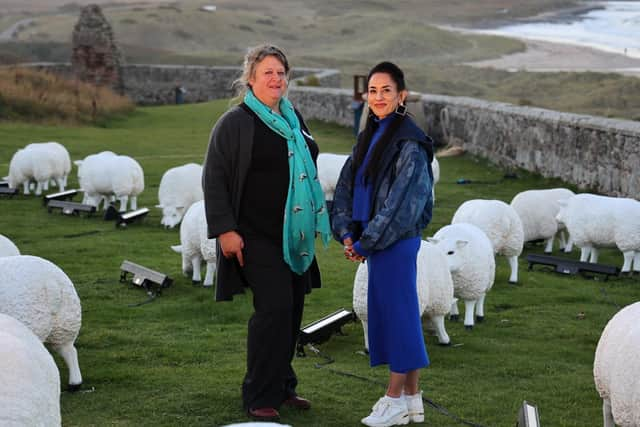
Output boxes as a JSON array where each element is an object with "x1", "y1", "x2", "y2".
[
  {"x1": 423, "y1": 93, "x2": 640, "y2": 136},
  {"x1": 290, "y1": 85, "x2": 350, "y2": 95}
]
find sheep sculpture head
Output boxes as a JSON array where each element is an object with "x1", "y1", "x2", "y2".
[
  {"x1": 427, "y1": 237, "x2": 468, "y2": 273},
  {"x1": 157, "y1": 204, "x2": 186, "y2": 229}
]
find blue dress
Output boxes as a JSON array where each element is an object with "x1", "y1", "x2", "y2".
[
  {"x1": 353, "y1": 116, "x2": 429, "y2": 373},
  {"x1": 367, "y1": 236, "x2": 428, "y2": 373}
]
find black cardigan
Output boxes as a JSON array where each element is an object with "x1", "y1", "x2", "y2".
[{"x1": 202, "y1": 105, "x2": 321, "y2": 301}]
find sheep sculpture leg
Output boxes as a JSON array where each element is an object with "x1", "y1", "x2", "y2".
[
  {"x1": 203, "y1": 262, "x2": 215, "y2": 287},
  {"x1": 622, "y1": 251, "x2": 635, "y2": 273},
  {"x1": 463, "y1": 300, "x2": 477, "y2": 330},
  {"x1": 22, "y1": 181, "x2": 30, "y2": 195},
  {"x1": 130, "y1": 196, "x2": 138, "y2": 211},
  {"x1": 361, "y1": 320, "x2": 370, "y2": 352},
  {"x1": 190, "y1": 257, "x2": 202, "y2": 284},
  {"x1": 507, "y1": 256, "x2": 518, "y2": 284},
  {"x1": 118, "y1": 195, "x2": 129, "y2": 212},
  {"x1": 564, "y1": 235, "x2": 574, "y2": 253},
  {"x1": 633, "y1": 252, "x2": 640, "y2": 273},
  {"x1": 580, "y1": 246, "x2": 592, "y2": 262},
  {"x1": 35, "y1": 181, "x2": 44, "y2": 196},
  {"x1": 42, "y1": 180, "x2": 49, "y2": 191},
  {"x1": 449, "y1": 301, "x2": 459, "y2": 322},
  {"x1": 432, "y1": 315, "x2": 450, "y2": 345},
  {"x1": 56, "y1": 177, "x2": 65, "y2": 192},
  {"x1": 589, "y1": 247, "x2": 600, "y2": 264},
  {"x1": 475, "y1": 294, "x2": 486, "y2": 323},
  {"x1": 602, "y1": 399, "x2": 614, "y2": 427},
  {"x1": 544, "y1": 237, "x2": 554, "y2": 254},
  {"x1": 53, "y1": 342, "x2": 82, "y2": 390}
]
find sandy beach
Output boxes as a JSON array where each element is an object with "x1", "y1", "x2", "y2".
[
  {"x1": 465, "y1": 38, "x2": 640, "y2": 77},
  {"x1": 439, "y1": 0, "x2": 640, "y2": 79}
]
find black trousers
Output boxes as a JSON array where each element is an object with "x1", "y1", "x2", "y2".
[{"x1": 240, "y1": 237, "x2": 306, "y2": 410}]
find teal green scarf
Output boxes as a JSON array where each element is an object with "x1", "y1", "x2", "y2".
[{"x1": 244, "y1": 90, "x2": 330, "y2": 274}]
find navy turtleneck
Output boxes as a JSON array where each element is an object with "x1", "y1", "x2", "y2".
[{"x1": 352, "y1": 114, "x2": 394, "y2": 222}]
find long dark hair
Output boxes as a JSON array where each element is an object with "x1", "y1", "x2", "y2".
[{"x1": 352, "y1": 61, "x2": 407, "y2": 182}]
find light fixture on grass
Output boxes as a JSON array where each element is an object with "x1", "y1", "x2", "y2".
[
  {"x1": 516, "y1": 401, "x2": 540, "y2": 427},
  {"x1": 116, "y1": 208, "x2": 149, "y2": 228},
  {"x1": 120, "y1": 260, "x2": 173, "y2": 295},
  {"x1": 42, "y1": 189, "x2": 78, "y2": 206},
  {"x1": 526, "y1": 254, "x2": 619, "y2": 280},
  {"x1": 296, "y1": 308, "x2": 356, "y2": 357},
  {"x1": 47, "y1": 199, "x2": 96, "y2": 216},
  {"x1": 104, "y1": 205, "x2": 149, "y2": 227},
  {"x1": 0, "y1": 187, "x2": 19, "y2": 196}
]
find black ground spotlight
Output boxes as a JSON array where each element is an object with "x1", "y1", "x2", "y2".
[
  {"x1": 0, "y1": 187, "x2": 19, "y2": 196},
  {"x1": 120, "y1": 260, "x2": 173, "y2": 298},
  {"x1": 296, "y1": 308, "x2": 356, "y2": 357},
  {"x1": 526, "y1": 254, "x2": 619, "y2": 280},
  {"x1": 47, "y1": 199, "x2": 96, "y2": 216},
  {"x1": 43, "y1": 189, "x2": 78, "y2": 206},
  {"x1": 114, "y1": 208, "x2": 150, "y2": 228},
  {"x1": 516, "y1": 401, "x2": 540, "y2": 427}
]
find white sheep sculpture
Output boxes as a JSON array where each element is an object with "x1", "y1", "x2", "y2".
[
  {"x1": 556, "y1": 193, "x2": 640, "y2": 273},
  {"x1": 510, "y1": 188, "x2": 575, "y2": 253},
  {"x1": 353, "y1": 240, "x2": 454, "y2": 349},
  {"x1": 8, "y1": 143, "x2": 68, "y2": 195},
  {"x1": 171, "y1": 200, "x2": 217, "y2": 286},
  {"x1": 431, "y1": 223, "x2": 495, "y2": 329},
  {"x1": 76, "y1": 151, "x2": 116, "y2": 208},
  {"x1": 594, "y1": 302, "x2": 640, "y2": 427},
  {"x1": 157, "y1": 163, "x2": 204, "y2": 228},
  {"x1": 0, "y1": 313, "x2": 61, "y2": 427},
  {"x1": 452, "y1": 199, "x2": 524, "y2": 284},
  {"x1": 317, "y1": 153, "x2": 348, "y2": 202},
  {"x1": 0, "y1": 234, "x2": 20, "y2": 257},
  {"x1": 0, "y1": 255, "x2": 83, "y2": 390},
  {"x1": 76, "y1": 151, "x2": 144, "y2": 212},
  {"x1": 27, "y1": 141, "x2": 72, "y2": 190}
]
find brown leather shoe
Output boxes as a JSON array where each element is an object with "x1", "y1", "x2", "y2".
[
  {"x1": 248, "y1": 407, "x2": 280, "y2": 421},
  {"x1": 283, "y1": 395, "x2": 311, "y2": 410}
]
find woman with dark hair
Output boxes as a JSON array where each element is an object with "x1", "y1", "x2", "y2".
[
  {"x1": 332, "y1": 61, "x2": 434, "y2": 427},
  {"x1": 202, "y1": 44, "x2": 330, "y2": 422}
]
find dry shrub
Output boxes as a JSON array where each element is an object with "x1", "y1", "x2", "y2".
[{"x1": 0, "y1": 67, "x2": 135, "y2": 124}]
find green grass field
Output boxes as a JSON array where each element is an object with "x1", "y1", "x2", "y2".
[{"x1": 1, "y1": 100, "x2": 639, "y2": 426}]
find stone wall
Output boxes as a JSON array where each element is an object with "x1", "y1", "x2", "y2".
[
  {"x1": 288, "y1": 86, "x2": 353, "y2": 127},
  {"x1": 421, "y1": 94, "x2": 640, "y2": 197}
]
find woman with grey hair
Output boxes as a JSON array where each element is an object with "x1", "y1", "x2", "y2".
[{"x1": 202, "y1": 44, "x2": 330, "y2": 422}]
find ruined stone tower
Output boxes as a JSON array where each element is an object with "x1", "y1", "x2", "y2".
[{"x1": 71, "y1": 4, "x2": 124, "y2": 93}]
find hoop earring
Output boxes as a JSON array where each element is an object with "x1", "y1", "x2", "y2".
[{"x1": 395, "y1": 103, "x2": 407, "y2": 116}]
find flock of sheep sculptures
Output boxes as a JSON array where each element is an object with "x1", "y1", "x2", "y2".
[{"x1": 2, "y1": 142, "x2": 639, "y2": 427}]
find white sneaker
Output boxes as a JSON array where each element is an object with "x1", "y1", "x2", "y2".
[
  {"x1": 361, "y1": 395, "x2": 409, "y2": 427},
  {"x1": 404, "y1": 391, "x2": 424, "y2": 423}
]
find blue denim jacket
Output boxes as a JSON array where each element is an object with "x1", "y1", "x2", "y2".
[{"x1": 331, "y1": 115, "x2": 434, "y2": 256}]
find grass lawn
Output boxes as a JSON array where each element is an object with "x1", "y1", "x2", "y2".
[{"x1": 1, "y1": 100, "x2": 639, "y2": 426}]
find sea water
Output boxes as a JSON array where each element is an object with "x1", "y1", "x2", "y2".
[{"x1": 478, "y1": 1, "x2": 640, "y2": 59}]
